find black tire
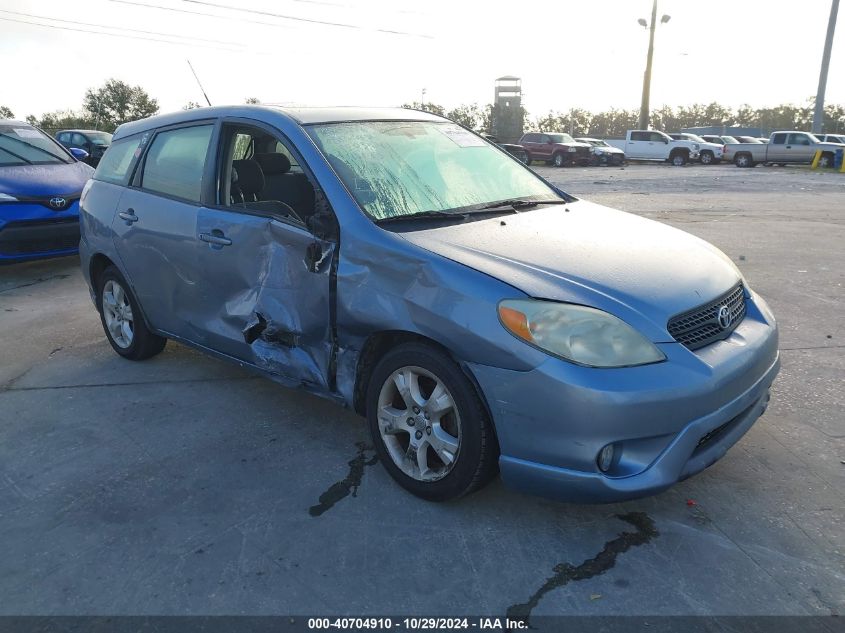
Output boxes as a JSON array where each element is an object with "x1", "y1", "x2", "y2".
[
  {"x1": 670, "y1": 151, "x2": 688, "y2": 166},
  {"x1": 97, "y1": 265, "x2": 166, "y2": 360},
  {"x1": 699, "y1": 150, "x2": 714, "y2": 165},
  {"x1": 366, "y1": 342, "x2": 498, "y2": 502},
  {"x1": 553, "y1": 152, "x2": 566, "y2": 167},
  {"x1": 521, "y1": 151, "x2": 531, "y2": 165},
  {"x1": 819, "y1": 152, "x2": 833, "y2": 168},
  {"x1": 734, "y1": 153, "x2": 754, "y2": 168}
]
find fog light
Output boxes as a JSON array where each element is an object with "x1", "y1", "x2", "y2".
[{"x1": 597, "y1": 444, "x2": 615, "y2": 472}]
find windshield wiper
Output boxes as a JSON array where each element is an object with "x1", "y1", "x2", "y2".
[
  {"x1": 475, "y1": 198, "x2": 568, "y2": 211},
  {"x1": 374, "y1": 210, "x2": 469, "y2": 225}
]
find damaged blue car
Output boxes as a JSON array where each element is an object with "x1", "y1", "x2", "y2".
[{"x1": 79, "y1": 106, "x2": 780, "y2": 503}]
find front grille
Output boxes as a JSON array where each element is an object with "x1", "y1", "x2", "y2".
[{"x1": 667, "y1": 283, "x2": 746, "y2": 350}]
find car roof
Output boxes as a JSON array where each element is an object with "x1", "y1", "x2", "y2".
[
  {"x1": 112, "y1": 105, "x2": 447, "y2": 140},
  {"x1": 57, "y1": 129, "x2": 110, "y2": 134}
]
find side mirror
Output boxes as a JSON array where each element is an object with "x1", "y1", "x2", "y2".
[{"x1": 69, "y1": 147, "x2": 89, "y2": 161}]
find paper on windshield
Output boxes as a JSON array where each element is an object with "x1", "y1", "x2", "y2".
[
  {"x1": 13, "y1": 128, "x2": 43, "y2": 139},
  {"x1": 439, "y1": 126, "x2": 486, "y2": 148}
]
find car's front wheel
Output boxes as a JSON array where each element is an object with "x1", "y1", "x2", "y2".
[
  {"x1": 553, "y1": 152, "x2": 567, "y2": 167},
  {"x1": 366, "y1": 343, "x2": 498, "y2": 501},
  {"x1": 699, "y1": 150, "x2": 714, "y2": 165},
  {"x1": 97, "y1": 266, "x2": 166, "y2": 360}
]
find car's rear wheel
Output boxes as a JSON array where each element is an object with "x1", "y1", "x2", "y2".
[
  {"x1": 366, "y1": 343, "x2": 498, "y2": 501},
  {"x1": 734, "y1": 153, "x2": 754, "y2": 168},
  {"x1": 97, "y1": 266, "x2": 166, "y2": 360},
  {"x1": 819, "y1": 152, "x2": 833, "y2": 168},
  {"x1": 670, "y1": 151, "x2": 688, "y2": 166},
  {"x1": 553, "y1": 152, "x2": 566, "y2": 167}
]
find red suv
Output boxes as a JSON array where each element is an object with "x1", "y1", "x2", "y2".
[{"x1": 519, "y1": 132, "x2": 592, "y2": 167}]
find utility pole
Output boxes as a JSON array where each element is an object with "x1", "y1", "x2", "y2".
[
  {"x1": 812, "y1": 0, "x2": 840, "y2": 134},
  {"x1": 638, "y1": 1, "x2": 670, "y2": 130}
]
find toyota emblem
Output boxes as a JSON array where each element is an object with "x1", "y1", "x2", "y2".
[
  {"x1": 48, "y1": 197, "x2": 68, "y2": 210},
  {"x1": 717, "y1": 305, "x2": 732, "y2": 329}
]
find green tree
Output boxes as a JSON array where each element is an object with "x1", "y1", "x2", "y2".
[
  {"x1": 0, "y1": 105, "x2": 14, "y2": 119},
  {"x1": 27, "y1": 110, "x2": 98, "y2": 134},
  {"x1": 445, "y1": 103, "x2": 488, "y2": 130},
  {"x1": 245, "y1": 97, "x2": 261, "y2": 104},
  {"x1": 82, "y1": 79, "x2": 159, "y2": 132},
  {"x1": 183, "y1": 101, "x2": 203, "y2": 110}
]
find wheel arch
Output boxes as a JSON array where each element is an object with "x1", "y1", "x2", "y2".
[{"x1": 351, "y1": 329, "x2": 501, "y2": 451}]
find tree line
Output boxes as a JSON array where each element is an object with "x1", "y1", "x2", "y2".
[
  {"x1": 5, "y1": 84, "x2": 844, "y2": 137},
  {"x1": 403, "y1": 99, "x2": 845, "y2": 137}
]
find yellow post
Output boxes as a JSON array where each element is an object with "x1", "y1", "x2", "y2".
[
  {"x1": 841, "y1": 156, "x2": 845, "y2": 173},
  {"x1": 811, "y1": 150, "x2": 822, "y2": 169}
]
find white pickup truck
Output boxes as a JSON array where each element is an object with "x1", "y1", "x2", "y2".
[
  {"x1": 723, "y1": 131, "x2": 844, "y2": 168},
  {"x1": 606, "y1": 130, "x2": 700, "y2": 166}
]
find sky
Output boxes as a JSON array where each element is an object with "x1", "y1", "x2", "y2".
[{"x1": 1, "y1": 0, "x2": 843, "y2": 120}]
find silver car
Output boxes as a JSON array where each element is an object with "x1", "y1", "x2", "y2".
[{"x1": 79, "y1": 106, "x2": 780, "y2": 503}]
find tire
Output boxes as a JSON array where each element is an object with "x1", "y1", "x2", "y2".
[
  {"x1": 366, "y1": 342, "x2": 498, "y2": 501},
  {"x1": 734, "y1": 153, "x2": 754, "y2": 168},
  {"x1": 670, "y1": 151, "x2": 688, "y2": 166},
  {"x1": 699, "y1": 151, "x2": 714, "y2": 165},
  {"x1": 819, "y1": 152, "x2": 833, "y2": 168},
  {"x1": 97, "y1": 266, "x2": 166, "y2": 360},
  {"x1": 553, "y1": 152, "x2": 566, "y2": 167},
  {"x1": 521, "y1": 151, "x2": 531, "y2": 165}
]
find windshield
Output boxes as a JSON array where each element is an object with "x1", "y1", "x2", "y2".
[
  {"x1": 547, "y1": 133, "x2": 576, "y2": 144},
  {"x1": 0, "y1": 124, "x2": 72, "y2": 166},
  {"x1": 307, "y1": 121, "x2": 561, "y2": 220},
  {"x1": 87, "y1": 132, "x2": 113, "y2": 146}
]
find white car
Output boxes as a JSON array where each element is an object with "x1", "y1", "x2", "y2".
[
  {"x1": 575, "y1": 138, "x2": 625, "y2": 166},
  {"x1": 818, "y1": 134, "x2": 845, "y2": 145},
  {"x1": 669, "y1": 133, "x2": 724, "y2": 165}
]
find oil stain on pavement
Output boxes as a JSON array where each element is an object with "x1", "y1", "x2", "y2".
[
  {"x1": 507, "y1": 512, "x2": 659, "y2": 621},
  {"x1": 309, "y1": 442, "x2": 378, "y2": 517}
]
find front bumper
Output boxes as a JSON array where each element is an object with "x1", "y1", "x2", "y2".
[
  {"x1": 467, "y1": 291, "x2": 780, "y2": 503},
  {"x1": 0, "y1": 201, "x2": 80, "y2": 262}
]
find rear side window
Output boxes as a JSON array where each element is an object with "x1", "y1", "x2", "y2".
[
  {"x1": 94, "y1": 135, "x2": 143, "y2": 185},
  {"x1": 771, "y1": 133, "x2": 787, "y2": 145},
  {"x1": 141, "y1": 125, "x2": 213, "y2": 202}
]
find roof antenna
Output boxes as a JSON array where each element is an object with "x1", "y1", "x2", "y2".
[{"x1": 187, "y1": 59, "x2": 212, "y2": 106}]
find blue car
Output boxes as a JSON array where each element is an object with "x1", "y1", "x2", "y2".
[
  {"x1": 0, "y1": 120, "x2": 94, "y2": 263},
  {"x1": 78, "y1": 106, "x2": 780, "y2": 503}
]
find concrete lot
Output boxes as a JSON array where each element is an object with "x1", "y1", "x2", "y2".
[{"x1": 0, "y1": 163, "x2": 843, "y2": 617}]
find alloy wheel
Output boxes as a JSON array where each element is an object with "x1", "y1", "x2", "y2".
[
  {"x1": 102, "y1": 279, "x2": 134, "y2": 349},
  {"x1": 376, "y1": 366, "x2": 462, "y2": 482}
]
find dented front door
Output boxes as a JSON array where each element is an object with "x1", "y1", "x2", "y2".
[{"x1": 193, "y1": 207, "x2": 335, "y2": 390}]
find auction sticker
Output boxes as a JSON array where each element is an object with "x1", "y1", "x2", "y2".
[{"x1": 439, "y1": 125, "x2": 486, "y2": 147}]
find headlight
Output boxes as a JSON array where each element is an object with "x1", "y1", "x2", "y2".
[
  {"x1": 0, "y1": 193, "x2": 18, "y2": 202},
  {"x1": 498, "y1": 299, "x2": 665, "y2": 368},
  {"x1": 693, "y1": 143, "x2": 700, "y2": 150}
]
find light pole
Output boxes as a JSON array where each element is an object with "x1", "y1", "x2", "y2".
[
  {"x1": 812, "y1": 0, "x2": 839, "y2": 134},
  {"x1": 421, "y1": 88, "x2": 427, "y2": 109},
  {"x1": 638, "y1": 0, "x2": 671, "y2": 130}
]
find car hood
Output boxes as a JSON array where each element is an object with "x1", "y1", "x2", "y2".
[
  {"x1": 396, "y1": 200, "x2": 742, "y2": 341},
  {"x1": 0, "y1": 161, "x2": 94, "y2": 197}
]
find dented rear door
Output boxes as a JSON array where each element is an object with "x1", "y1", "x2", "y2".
[{"x1": 193, "y1": 207, "x2": 335, "y2": 390}]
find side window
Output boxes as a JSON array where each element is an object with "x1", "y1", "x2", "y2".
[
  {"x1": 523, "y1": 133, "x2": 537, "y2": 143},
  {"x1": 787, "y1": 133, "x2": 810, "y2": 145},
  {"x1": 93, "y1": 135, "x2": 144, "y2": 186},
  {"x1": 218, "y1": 123, "x2": 316, "y2": 222},
  {"x1": 631, "y1": 131, "x2": 649, "y2": 141},
  {"x1": 649, "y1": 132, "x2": 667, "y2": 142},
  {"x1": 57, "y1": 132, "x2": 70, "y2": 144},
  {"x1": 141, "y1": 125, "x2": 213, "y2": 202},
  {"x1": 771, "y1": 133, "x2": 787, "y2": 145},
  {"x1": 538, "y1": 135, "x2": 550, "y2": 143},
  {"x1": 71, "y1": 133, "x2": 88, "y2": 148}
]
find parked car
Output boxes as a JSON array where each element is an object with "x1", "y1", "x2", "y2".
[
  {"x1": 669, "y1": 133, "x2": 724, "y2": 165},
  {"x1": 818, "y1": 133, "x2": 845, "y2": 145},
  {"x1": 700, "y1": 134, "x2": 739, "y2": 145},
  {"x1": 0, "y1": 119, "x2": 94, "y2": 263},
  {"x1": 80, "y1": 105, "x2": 780, "y2": 503},
  {"x1": 56, "y1": 129, "x2": 113, "y2": 166},
  {"x1": 479, "y1": 133, "x2": 530, "y2": 164},
  {"x1": 606, "y1": 130, "x2": 700, "y2": 166},
  {"x1": 724, "y1": 131, "x2": 843, "y2": 167},
  {"x1": 735, "y1": 136, "x2": 763, "y2": 144},
  {"x1": 518, "y1": 132, "x2": 591, "y2": 167},
  {"x1": 574, "y1": 137, "x2": 625, "y2": 166}
]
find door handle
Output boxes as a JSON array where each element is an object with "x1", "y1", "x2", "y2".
[
  {"x1": 785, "y1": 145, "x2": 792, "y2": 149},
  {"x1": 199, "y1": 231, "x2": 232, "y2": 246},
  {"x1": 118, "y1": 209, "x2": 138, "y2": 224}
]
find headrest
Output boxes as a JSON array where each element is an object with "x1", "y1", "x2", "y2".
[
  {"x1": 254, "y1": 152, "x2": 291, "y2": 174},
  {"x1": 232, "y1": 159, "x2": 264, "y2": 195}
]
